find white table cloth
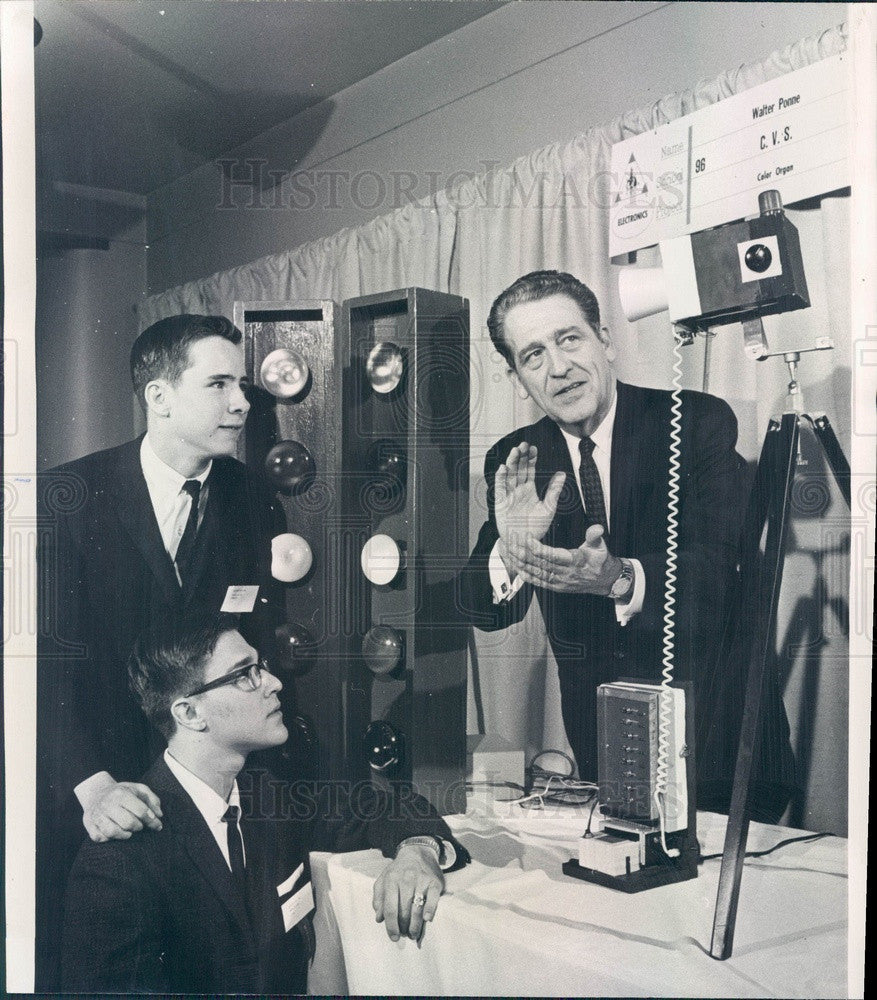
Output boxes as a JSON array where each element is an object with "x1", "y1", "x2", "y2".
[{"x1": 308, "y1": 799, "x2": 846, "y2": 997}]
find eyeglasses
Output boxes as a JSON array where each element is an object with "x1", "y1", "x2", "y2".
[{"x1": 186, "y1": 658, "x2": 272, "y2": 698}]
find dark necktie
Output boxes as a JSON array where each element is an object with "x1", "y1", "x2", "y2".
[
  {"x1": 174, "y1": 479, "x2": 201, "y2": 587},
  {"x1": 578, "y1": 437, "x2": 607, "y2": 532},
  {"x1": 222, "y1": 804, "x2": 246, "y2": 885}
]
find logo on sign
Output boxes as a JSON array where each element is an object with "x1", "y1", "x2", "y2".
[{"x1": 611, "y1": 153, "x2": 652, "y2": 241}]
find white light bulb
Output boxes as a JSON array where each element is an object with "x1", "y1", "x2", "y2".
[
  {"x1": 260, "y1": 348, "x2": 310, "y2": 398},
  {"x1": 360, "y1": 534, "x2": 401, "y2": 585},
  {"x1": 271, "y1": 533, "x2": 313, "y2": 582}
]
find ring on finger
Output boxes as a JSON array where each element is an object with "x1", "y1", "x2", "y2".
[{"x1": 412, "y1": 893, "x2": 426, "y2": 908}]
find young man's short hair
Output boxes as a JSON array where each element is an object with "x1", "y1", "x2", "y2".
[
  {"x1": 486, "y1": 270, "x2": 602, "y2": 368},
  {"x1": 130, "y1": 315, "x2": 242, "y2": 406},
  {"x1": 128, "y1": 612, "x2": 240, "y2": 739}
]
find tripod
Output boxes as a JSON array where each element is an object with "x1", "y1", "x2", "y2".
[{"x1": 709, "y1": 346, "x2": 850, "y2": 960}]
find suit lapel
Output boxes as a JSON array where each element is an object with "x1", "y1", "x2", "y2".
[
  {"x1": 609, "y1": 382, "x2": 647, "y2": 552},
  {"x1": 535, "y1": 417, "x2": 587, "y2": 549},
  {"x1": 109, "y1": 438, "x2": 180, "y2": 604},
  {"x1": 147, "y1": 760, "x2": 258, "y2": 956},
  {"x1": 240, "y1": 812, "x2": 285, "y2": 951},
  {"x1": 182, "y1": 473, "x2": 221, "y2": 606}
]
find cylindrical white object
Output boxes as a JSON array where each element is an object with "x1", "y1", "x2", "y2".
[{"x1": 617, "y1": 265, "x2": 669, "y2": 322}]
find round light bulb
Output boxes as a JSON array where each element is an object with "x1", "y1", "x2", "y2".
[
  {"x1": 260, "y1": 348, "x2": 310, "y2": 398},
  {"x1": 360, "y1": 533, "x2": 401, "y2": 585},
  {"x1": 271, "y1": 533, "x2": 313, "y2": 582},
  {"x1": 362, "y1": 720, "x2": 404, "y2": 772},
  {"x1": 361, "y1": 625, "x2": 404, "y2": 675},
  {"x1": 367, "y1": 438, "x2": 406, "y2": 482},
  {"x1": 275, "y1": 622, "x2": 316, "y2": 675},
  {"x1": 265, "y1": 440, "x2": 316, "y2": 491},
  {"x1": 365, "y1": 341, "x2": 404, "y2": 394}
]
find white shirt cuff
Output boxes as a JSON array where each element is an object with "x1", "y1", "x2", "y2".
[
  {"x1": 489, "y1": 541, "x2": 524, "y2": 603},
  {"x1": 615, "y1": 558, "x2": 645, "y2": 625},
  {"x1": 74, "y1": 770, "x2": 115, "y2": 811}
]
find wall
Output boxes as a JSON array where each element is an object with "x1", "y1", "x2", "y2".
[
  {"x1": 146, "y1": 1, "x2": 847, "y2": 292},
  {"x1": 35, "y1": 223, "x2": 147, "y2": 469}
]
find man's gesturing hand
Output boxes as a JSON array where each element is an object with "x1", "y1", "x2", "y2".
[
  {"x1": 518, "y1": 523, "x2": 623, "y2": 595},
  {"x1": 373, "y1": 843, "x2": 444, "y2": 943},
  {"x1": 494, "y1": 443, "x2": 566, "y2": 577},
  {"x1": 81, "y1": 778, "x2": 163, "y2": 843}
]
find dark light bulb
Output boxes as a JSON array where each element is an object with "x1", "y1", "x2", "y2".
[
  {"x1": 275, "y1": 622, "x2": 316, "y2": 676},
  {"x1": 362, "y1": 625, "x2": 404, "y2": 675},
  {"x1": 362, "y1": 721, "x2": 404, "y2": 771},
  {"x1": 265, "y1": 440, "x2": 316, "y2": 492}
]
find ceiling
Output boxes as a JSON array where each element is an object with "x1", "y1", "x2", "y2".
[{"x1": 34, "y1": 0, "x2": 503, "y2": 197}]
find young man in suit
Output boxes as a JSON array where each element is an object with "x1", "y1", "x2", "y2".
[
  {"x1": 61, "y1": 614, "x2": 462, "y2": 993},
  {"x1": 37, "y1": 315, "x2": 283, "y2": 984},
  {"x1": 459, "y1": 270, "x2": 795, "y2": 820}
]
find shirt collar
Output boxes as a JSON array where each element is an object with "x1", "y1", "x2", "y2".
[
  {"x1": 559, "y1": 384, "x2": 617, "y2": 456},
  {"x1": 141, "y1": 434, "x2": 212, "y2": 499},
  {"x1": 164, "y1": 748, "x2": 240, "y2": 825}
]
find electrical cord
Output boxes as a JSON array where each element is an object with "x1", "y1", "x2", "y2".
[
  {"x1": 515, "y1": 773, "x2": 599, "y2": 810},
  {"x1": 653, "y1": 331, "x2": 686, "y2": 859},
  {"x1": 486, "y1": 749, "x2": 601, "y2": 809},
  {"x1": 699, "y1": 831, "x2": 834, "y2": 862},
  {"x1": 529, "y1": 749, "x2": 576, "y2": 779}
]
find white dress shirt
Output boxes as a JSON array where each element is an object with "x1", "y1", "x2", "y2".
[
  {"x1": 140, "y1": 435, "x2": 211, "y2": 568},
  {"x1": 488, "y1": 390, "x2": 645, "y2": 624},
  {"x1": 164, "y1": 749, "x2": 245, "y2": 870}
]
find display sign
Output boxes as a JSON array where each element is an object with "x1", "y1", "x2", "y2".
[{"x1": 609, "y1": 54, "x2": 850, "y2": 258}]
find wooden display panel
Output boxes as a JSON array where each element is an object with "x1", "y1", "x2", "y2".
[
  {"x1": 235, "y1": 299, "x2": 343, "y2": 782},
  {"x1": 341, "y1": 288, "x2": 470, "y2": 814}
]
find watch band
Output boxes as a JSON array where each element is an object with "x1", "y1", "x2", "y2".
[
  {"x1": 609, "y1": 558, "x2": 635, "y2": 601},
  {"x1": 395, "y1": 835, "x2": 457, "y2": 871}
]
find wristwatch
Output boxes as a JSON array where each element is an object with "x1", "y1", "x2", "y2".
[
  {"x1": 395, "y1": 835, "x2": 458, "y2": 871},
  {"x1": 608, "y1": 558, "x2": 635, "y2": 601}
]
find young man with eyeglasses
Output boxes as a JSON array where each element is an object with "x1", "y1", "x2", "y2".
[{"x1": 61, "y1": 614, "x2": 464, "y2": 994}]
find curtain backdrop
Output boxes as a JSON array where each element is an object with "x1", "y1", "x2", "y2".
[{"x1": 140, "y1": 24, "x2": 850, "y2": 830}]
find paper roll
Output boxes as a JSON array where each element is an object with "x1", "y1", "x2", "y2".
[{"x1": 617, "y1": 266, "x2": 669, "y2": 322}]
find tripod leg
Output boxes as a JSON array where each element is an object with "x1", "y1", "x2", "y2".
[
  {"x1": 710, "y1": 412, "x2": 799, "y2": 960},
  {"x1": 811, "y1": 415, "x2": 851, "y2": 509}
]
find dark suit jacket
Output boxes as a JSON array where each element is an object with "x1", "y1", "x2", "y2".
[
  {"x1": 460, "y1": 382, "x2": 795, "y2": 814},
  {"x1": 35, "y1": 436, "x2": 284, "y2": 987},
  {"x1": 37, "y1": 435, "x2": 284, "y2": 801},
  {"x1": 61, "y1": 757, "x2": 460, "y2": 993}
]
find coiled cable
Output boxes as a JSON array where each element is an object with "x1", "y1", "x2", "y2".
[{"x1": 654, "y1": 332, "x2": 685, "y2": 857}]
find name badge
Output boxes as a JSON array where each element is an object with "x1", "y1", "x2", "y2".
[
  {"x1": 281, "y1": 881, "x2": 314, "y2": 933},
  {"x1": 221, "y1": 585, "x2": 259, "y2": 613}
]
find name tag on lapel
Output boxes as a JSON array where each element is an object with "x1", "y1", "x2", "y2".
[
  {"x1": 280, "y1": 881, "x2": 314, "y2": 933},
  {"x1": 221, "y1": 585, "x2": 259, "y2": 613}
]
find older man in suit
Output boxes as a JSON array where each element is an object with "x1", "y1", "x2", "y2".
[
  {"x1": 61, "y1": 614, "x2": 461, "y2": 993},
  {"x1": 37, "y1": 314, "x2": 283, "y2": 985},
  {"x1": 459, "y1": 270, "x2": 795, "y2": 820}
]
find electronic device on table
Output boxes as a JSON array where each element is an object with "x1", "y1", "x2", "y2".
[{"x1": 562, "y1": 680, "x2": 698, "y2": 890}]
